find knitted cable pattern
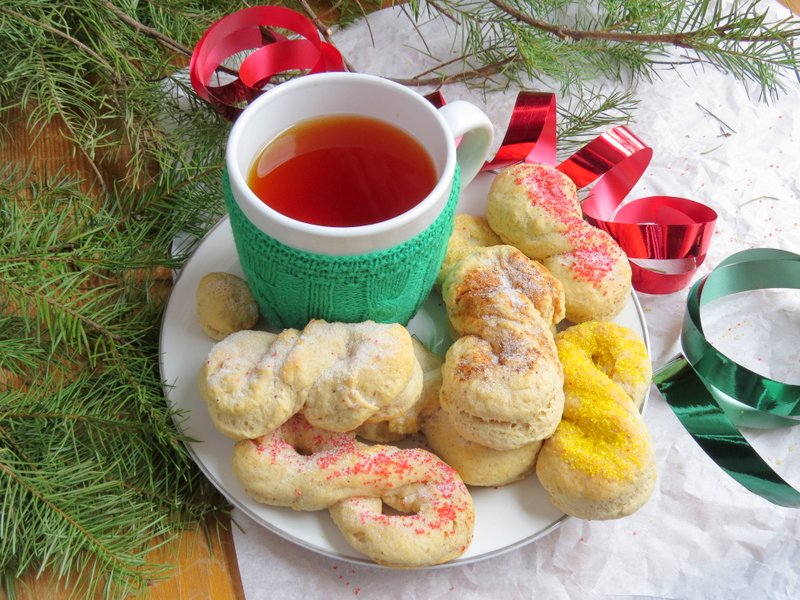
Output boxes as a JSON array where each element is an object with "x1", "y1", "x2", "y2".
[{"x1": 224, "y1": 166, "x2": 460, "y2": 329}]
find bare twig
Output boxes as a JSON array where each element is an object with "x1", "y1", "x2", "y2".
[
  {"x1": 297, "y1": 0, "x2": 358, "y2": 72},
  {"x1": 391, "y1": 56, "x2": 519, "y2": 87},
  {"x1": 426, "y1": 0, "x2": 461, "y2": 24},
  {"x1": 695, "y1": 102, "x2": 737, "y2": 134},
  {"x1": 101, "y1": 0, "x2": 193, "y2": 57}
]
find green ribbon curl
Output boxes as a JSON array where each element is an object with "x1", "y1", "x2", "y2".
[{"x1": 653, "y1": 248, "x2": 800, "y2": 507}]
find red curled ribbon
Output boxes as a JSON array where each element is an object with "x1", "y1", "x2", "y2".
[
  {"x1": 189, "y1": 6, "x2": 345, "y2": 120},
  {"x1": 482, "y1": 92, "x2": 717, "y2": 294}
]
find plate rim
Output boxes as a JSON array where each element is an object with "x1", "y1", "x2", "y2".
[{"x1": 159, "y1": 212, "x2": 651, "y2": 571}]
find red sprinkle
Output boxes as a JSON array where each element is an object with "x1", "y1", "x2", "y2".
[{"x1": 514, "y1": 166, "x2": 616, "y2": 285}]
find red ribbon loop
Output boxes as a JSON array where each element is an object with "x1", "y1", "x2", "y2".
[
  {"x1": 484, "y1": 93, "x2": 558, "y2": 169},
  {"x1": 487, "y1": 92, "x2": 717, "y2": 294},
  {"x1": 189, "y1": 6, "x2": 345, "y2": 120}
]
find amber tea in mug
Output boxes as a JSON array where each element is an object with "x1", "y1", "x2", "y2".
[
  {"x1": 226, "y1": 72, "x2": 493, "y2": 328},
  {"x1": 247, "y1": 114, "x2": 438, "y2": 227}
]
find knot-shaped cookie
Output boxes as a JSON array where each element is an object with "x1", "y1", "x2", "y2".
[
  {"x1": 233, "y1": 414, "x2": 475, "y2": 567},
  {"x1": 439, "y1": 244, "x2": 566, "y2": 450},
  {"x1": 535, "y1": 320, "x2": 655, "y2": 519},
  {"x1": 199, "y1": 319, "x2": 422, "y2": 439}
]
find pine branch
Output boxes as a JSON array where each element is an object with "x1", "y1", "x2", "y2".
[
  {"x1": 487, "y1": 0, "x2": 756, "y2": 46},
  {"x1": 403, "y1": 0, "x2": 800, "y2": 100},
  {"x1": 1, "y1": 162, "x2": 227, "y2": 597},
  {"x1": 392, "y1": 56, "x2": 520, "y2": 87},
  {"x1": 100, "y1": 0, "x2": 195, "y2": 58}
]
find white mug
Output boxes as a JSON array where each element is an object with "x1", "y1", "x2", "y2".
[
  {"x1": 223, "y1": 71, "x2": 494, "y2": 328},
  {"x1": 226, "y1": 72, "x2": 493, "y2": 255}
]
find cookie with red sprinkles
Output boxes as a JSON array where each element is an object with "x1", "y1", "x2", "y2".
[{"x1": 487, "y1": 163, "x2": 632, "y2": 322}]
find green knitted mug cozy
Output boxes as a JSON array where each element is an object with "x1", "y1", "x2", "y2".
[{"x1": 223, "y1": 167, "x2": 461, "y2": 330}]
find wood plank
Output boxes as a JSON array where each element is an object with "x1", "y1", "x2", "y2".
[
  {"x1": 0, "y1": 106, "x2": 245, "y2": 599},
  {"x1": 780, "y1": 1, "x2": 800, "y2": 15},
  {"x1": 0, "y1": 517, "x2": 243, "y2": 600}
]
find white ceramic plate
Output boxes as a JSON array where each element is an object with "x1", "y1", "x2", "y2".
[{"x1": 159, "y1": 171, "x2": 651, "y2": 568}]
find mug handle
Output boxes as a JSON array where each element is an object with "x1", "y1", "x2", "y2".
[{"x1": 438, "y1": 101, "x2": 494, "y2": 188}]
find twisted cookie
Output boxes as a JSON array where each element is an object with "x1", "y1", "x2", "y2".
[
  {"x1": 439, "y1": 244, "x2": 566, "y2": 450},
  {"x1": 233, "y1": 414, "x2": 475, "y2": 567},
  {"x1": 535, "y1": 321, "x2": 655, "y2": 520},
  {"x1": 199, "y1": 320, "x2": 422, "y2": 439},
  {"x1": 356, "y1": 338, "x2": 442, "y2": 443},
  {"x1": 487, "y1": 163, "x2": 632, "y2": 322}
]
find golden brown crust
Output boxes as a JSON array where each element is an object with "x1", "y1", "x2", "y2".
[
  {"x1": 422, "y1": 408, "x2": 541, "y2": 487},
  {"x1": 439, "y1": 245, "x2": 566, "y2": 450},
  {"x1": 444, "y1": 243, "x2": 565, "y2": 330}
]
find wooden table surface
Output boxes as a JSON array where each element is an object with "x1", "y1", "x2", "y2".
[
  {"x1": 1, "y1": 108, "x2": 245, "y2": 600},
  {"x1": 2, "y1": 520, "x2": 244, "y2": 600}
]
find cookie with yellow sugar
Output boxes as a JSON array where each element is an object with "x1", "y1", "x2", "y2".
[{"x1": 535, "y1": 320, "x2": 655, "y2": 520}]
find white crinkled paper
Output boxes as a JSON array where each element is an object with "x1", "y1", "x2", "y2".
[{"x1": 232, "y1": 5, "x2": 800, "y2": 599}]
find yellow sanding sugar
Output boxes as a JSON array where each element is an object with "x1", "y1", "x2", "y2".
[
  {"x1": 553, "y1": 405, "x2": 645, "y2": 481},
  {"x1": 553, "y1": 321, "x2": 650, "y2": 480},
  {"x1": 557, "y1": 320, "x2": 647, "y2": 382}
]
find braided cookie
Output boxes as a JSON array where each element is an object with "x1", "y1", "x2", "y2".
[
  {"x1": 356, "y1": 338, "x2": 442, "y2": 443},
  {"x1": 440, "y1": 244, "x2": 566, "y2": 450},
  {"x1": 487, "y1": 163, "x2": 632, "y2": 323},
  {"x1": 233, "y1": 414, "x2": 475, "y2": 567},
  {"x1": 198, "y1": 329, "x2": 300, "y2": 440},
  {"x1": 535, "y1": 321, "x2": 655, "y2": 520},
  {"x1": 198, "y1": 320, "x2": 422, "y2": 439}
]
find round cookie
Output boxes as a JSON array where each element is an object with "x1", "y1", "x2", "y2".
[{"x1": 196, "y1": 271, "x2": 259, "y2": 340}]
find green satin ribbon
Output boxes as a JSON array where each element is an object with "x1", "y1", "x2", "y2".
[{"x1": 653, "y1": 248, "x2": 800, "y2": 507}]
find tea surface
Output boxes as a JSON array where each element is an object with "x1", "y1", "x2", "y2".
[{"x1": 248, "y1": 115, "x2": 437, "y2": 227}]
